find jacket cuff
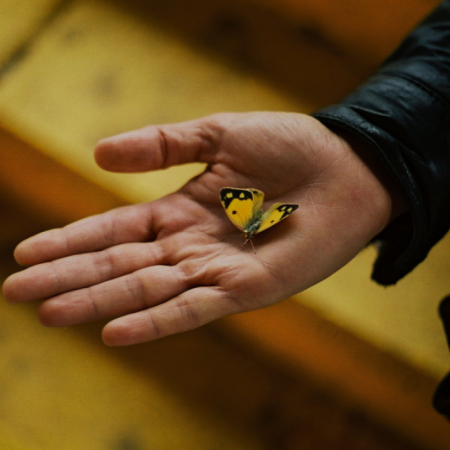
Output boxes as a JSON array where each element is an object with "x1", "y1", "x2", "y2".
[{"x1": 313, "y1": 65, "x2": 450, "y2": 284}]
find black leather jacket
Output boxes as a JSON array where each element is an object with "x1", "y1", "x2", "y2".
[{"x1": 313, "y1": 1, "x2": 450, "y2": 418}]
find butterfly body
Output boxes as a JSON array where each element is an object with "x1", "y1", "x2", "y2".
[
  {"x1": 243, "y1": 212, "x2": 263, "y2": 240},
  {"x1": 220, "y1": 187, "x2": 299, "y2": 243}
]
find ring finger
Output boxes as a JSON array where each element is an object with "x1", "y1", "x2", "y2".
[{"x1": 38, "y1": 264, "x2": 190, "y2": 326}]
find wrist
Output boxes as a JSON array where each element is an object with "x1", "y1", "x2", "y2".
[{"x1": 333, "y1": 130, "x2": 410, "y2": 225}]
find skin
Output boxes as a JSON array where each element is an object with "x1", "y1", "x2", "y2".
[{"x1": 2, "y1": 112, "x2": 408, "y2": 346}]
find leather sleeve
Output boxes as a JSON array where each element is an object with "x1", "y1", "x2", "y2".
[{"x1": 313, "y1": 0, "x2": 450, "y2": 285}]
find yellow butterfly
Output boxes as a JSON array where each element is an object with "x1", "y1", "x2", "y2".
[{"x1": 220, "y1": 187, "x2": 299, "y2": 249}]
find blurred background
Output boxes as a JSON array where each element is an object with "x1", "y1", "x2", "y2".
[{"x1": 0, "y1": 0, "x2": 449, "y2": 448}]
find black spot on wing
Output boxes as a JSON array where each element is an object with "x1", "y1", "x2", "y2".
[
  {"x1": 276, "y1": 204, "x2": 299, "y2": 219},
  {"x1": 220, "y1": 188, "x2": 253, "y2": 209}
]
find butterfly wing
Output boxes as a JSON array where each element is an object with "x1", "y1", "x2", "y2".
[
  {"x1": 249, "y1": 188, "x2": 264, "y2": 215},
  {"x1": 220, "y1": 188, "x2": 257, "y2": 231},
  {"x1": 257, "y1": 203, "x2": 299, "y2": 234}
]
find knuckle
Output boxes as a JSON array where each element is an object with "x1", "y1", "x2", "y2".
[
  {"x1": 47, "y1": 260, "x2": 63, "y2": 294},
  {"x1": 95, "y1": 248, "x2": 117, "y2": 280},
  {"x1": 175, "y1": 297, "x2": 200, "y2": 329},
  {"x1": 98, "y1": 214, "x2": 116, "y2": 247},
  {"x1": 125, "y1": 272, "x2": 147, "y2": 309},
  {"x1": 86, "y1": 286, "x2": 101, "y2": 319},
  {"x1": 156, "y1": 127, "x2": 170, "y2": 168},
  {"x1": 176, "y1": 259, "x2": 207, "y2": 288},
  {"x1": 145, "y1": 312, "x2": 163, "y2": 340}
]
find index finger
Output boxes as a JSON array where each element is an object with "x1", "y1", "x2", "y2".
[{"x1": 14, "y1": 203, "x2": 155, "y2": 266}]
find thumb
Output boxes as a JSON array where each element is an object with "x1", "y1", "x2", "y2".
[{"x1": 94, "y1": 115, "x2": 223, "y2": 173}]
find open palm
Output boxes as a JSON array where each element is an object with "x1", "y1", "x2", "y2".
[{"x1": 3, "y1": 112, "x2": 398, "y2": 345}]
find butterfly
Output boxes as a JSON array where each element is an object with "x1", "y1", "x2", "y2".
[{"x1": 220, "y1": 187, "x2": 299, "y2": 250}]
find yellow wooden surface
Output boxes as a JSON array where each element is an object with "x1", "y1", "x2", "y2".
[
  {"x1": 128, "y1": 0, "x2": 441, "y2": 107},
  {"x1": 0, "y1": 0, "x2": 62, "y2": 65},
  {"x1": 222, "y1": 300, "x2": 450, "y2": 450},
  {"x1": 303, "y1": 239, "x2": 450, "y2": 378},
  {"x1": 0, "y1": 126, "x2": 126, "y2": 224},
  {"x1": 247, "y1": 0, "x2": 441, "y2": 67},
  {"x1": 121, "y1": 0, "x2": 370, "y2": 107},
  {"x1": 0, "y1": 300, "x2": 256, "y2": 450}
]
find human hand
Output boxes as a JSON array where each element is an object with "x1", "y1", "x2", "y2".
[{"x1": 2, "y1": 112, "x2": 404, "y2": 345}]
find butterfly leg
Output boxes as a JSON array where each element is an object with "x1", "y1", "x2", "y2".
[{"x1": 241, "y1": 237, "x2": 257, "y2": 254}]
